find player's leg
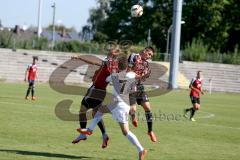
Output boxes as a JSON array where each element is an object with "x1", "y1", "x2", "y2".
[
  {"x1": 119, "y1": 123, "x2": 147, "y2": 160},
  {"x1": 79, "y1": 100, "x2": 88, "y2": 129},
  {"x1": 119, "y1": 123, "x2": 143, "y2": 151},
  {"x1": 87, "y1": 99, "x2": 109, "y2": 145},
  {"x1": 140, "y1": 101, "x2": 157, "y2": 142},
  {"x1": 79, "y1": 105, "x2": 110, "y2": 148},
  {"x1": 129, "y1": 93, "x2": 138, "y2": 127},
  {"x1": 85, "y1": 87, "x2": 108, "y2": 137},
  {"x1": 72, "y1": 102, "x2": 88, "y2": 144},
  {"x1": 130, "y1": 104, "x2": 138, "y2": 127},
  {"x1": 184, "y1": 107, "x2": 192, "y2": 118},
  {"x1": 190, "y1": 98, "x2": 200, "y2": 121},
  {"x1": 190, "y1": 104, "x2": 197, "y2": 121},
  {"x1": 31, "y1": 81, "x2": 36, "y2": 100},
  {"x1": 92, "y1": 106, "x2": 107, "y2": 136},
  {"x1": 81, "y1": 105, "x2": 110, "y2": 133},
  {"x1": 184, "y1": 96, "x2": 196, "y2": 118},
  {"x1": 25, "y1": 81, "x2": 32, "y2": 99},
  {"x1": 137, "y1": 91, "x2": 157, "y2": 142}
]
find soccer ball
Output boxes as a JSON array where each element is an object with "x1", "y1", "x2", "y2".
[{"x1": 131, "y1": 4, "x2": 143, "y2": 17}]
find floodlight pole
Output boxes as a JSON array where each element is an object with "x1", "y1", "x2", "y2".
[
  {"x1": 147, "y1": 28, "x2": 151, "y2": 46},
  {"x1": 52, "y1": 2, "x2": 56, "y2": 50},
  {"x1": 37, "y1": 0, "x2": 43, "y2": 38},
  {"x1": 166, "y1": 21, "x2": 185, "y2": 61},
  {"x1": 169, "y1": 0, "x2": 183, "y2": 89},
  {"x1": 165, "y1": 25, "x2": 173, "y2": 61}
]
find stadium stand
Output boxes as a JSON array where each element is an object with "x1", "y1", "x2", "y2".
[{"x1": 0, "y1": 48, "x2": 239, "y2": 92}]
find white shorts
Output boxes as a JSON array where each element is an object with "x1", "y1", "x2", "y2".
[{"x1": 107, "y1": 101, "x2": 130, "y2": 124}]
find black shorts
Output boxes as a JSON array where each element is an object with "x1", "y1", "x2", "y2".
[
  {"x1": 81, "y1": 85, "x2": 106, "y2": 109},
  {"x1": 81, "y1": 98, "x2": 102, "y2": 109},
  {"x1": 190, "y1": 96, "x2": 200, "y2": 104},
  {"x1": 129, "y1": 89, "x2": 149, "y2": 106},
  {"x1": 28, "y1": 80, "x2": 35, "y2": 87}
]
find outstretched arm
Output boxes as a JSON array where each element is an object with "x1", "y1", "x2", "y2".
[{"x1": 71, "y1": 55, "x2": 102, "y2": 66}]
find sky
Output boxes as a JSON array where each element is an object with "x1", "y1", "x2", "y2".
[{"x1": 0, "y1": 0, "x2": 97, "y2": 31}]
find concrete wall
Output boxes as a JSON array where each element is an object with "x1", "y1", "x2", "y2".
[{"x1": 0, "y1": 48, "x2": 239, "y2": 92}]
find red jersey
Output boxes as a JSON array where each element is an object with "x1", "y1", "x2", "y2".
[
  {"x1": 92, "y1": 57, "x2": 119, "y2": 89},
  {"x1": 127, "y1": 53, "x2": 150, "y2": 83},
  {"x1": 190, "y1": 78, "x2": 202, "y2": 98},
  {"x1": 27, "y1": 64, "x2": 38, "y2": 81}
]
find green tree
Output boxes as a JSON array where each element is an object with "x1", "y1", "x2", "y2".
[
  {"x1": 45, "y1": 24, "x2": 76, "y2": 32},
  {"x1": 81, "y1": 0, "x2": 111, "y2": 41},
  {"x1": 96, "y1": 0, "x2": 173, "y2": 52},
  {"x1": 182, "y1": 0, "x2": 230, "y2": 52},
  {"x1": 86, "y1": 0, "x2": 239, "y2": 53}
]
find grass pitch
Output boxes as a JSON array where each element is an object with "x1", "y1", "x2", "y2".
[{"x1": 0, "y1": 82, "x2": 240, "y2": 160}]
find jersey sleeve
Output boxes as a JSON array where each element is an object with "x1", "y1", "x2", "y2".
[
  {"x1": 189, "y1": 78, "x2": 195, "y2": 88},
  {"x1": 199, "y1": 80, "x2": 203, "y2": 91},
  {"x1": 106, "y1": 75, "x2": 112, "y2": 83}
]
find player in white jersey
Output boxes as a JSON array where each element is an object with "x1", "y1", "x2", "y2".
[{"x1": 79, "y1": 71, "x2": 148, "y2": 160}]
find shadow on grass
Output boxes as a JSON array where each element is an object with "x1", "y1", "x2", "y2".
[{"x1": 0, "y1": 149, "x2": 89, "y2": 159}]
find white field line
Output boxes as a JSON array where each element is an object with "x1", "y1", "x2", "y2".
[
  {"x1": 1, "y1": 101, "x2": 239, "y2": 130},
  {"x1": 0, "y1": 101, "x2": 48, "y2": 108},
  {"x1": 196, "y1": 122, "x2": 240, "y2": 130},
  {"x1": 197, "y1": 110, "x2": 215, "y2": 119}
]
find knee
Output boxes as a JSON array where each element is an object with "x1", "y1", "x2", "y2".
[
  {"x1": 80, "y1": 105, "x2": 87, "y2": 112},
  {"x1": 144, "y1": 107, "x2": 151, "y2": 112},
  {"x1": 194, "y1": 104, "x2": 200, "y2": 110},
  {"x1": 142, "y1": 103, "x2": 151, "y2": 111},
  {"x1": 130, "y1": 108, "x2": 136, "y2": 114},
  {"x1": 122, "y1": 129, "x2": 128, "y2": 136}
]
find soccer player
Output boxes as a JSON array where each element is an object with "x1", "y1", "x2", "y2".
[
  {"x1": 184, "y1": 71, "x2": 204, "y2": 121},
  {"x1": 79, "y1": 70, "x2": 148, "y2": 160},
  {"x1": 71, "y1": 48, "x2": 120, "y2": 148},
  {"x1": 128, "y1": 46, "x2": 157, "y2": 142},
  {"x1": 24, "y1": 56, "x2": 38, "y2": 100}
]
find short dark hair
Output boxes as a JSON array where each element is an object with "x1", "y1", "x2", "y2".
[
  {"x1": 33, "y1": 56, "x2": 38, "y2": 61},
  {"x1": 117, "y1": 56, "x2": 127, "y2": 71},
  {"x1": 144, "y1": 46, "x2": 155, "y2": 53}
]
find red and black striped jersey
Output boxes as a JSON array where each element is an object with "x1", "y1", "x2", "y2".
[
  {"x1": 27, "y1": 63, "x2": 37, "y2": 81},
  {"x1": 190, "y1": 78, "x2": 202, "y2": 98},
  {"x1": 92, "y1": 56, "x2": 119, "y2": 89},
  {"x1": 127, "y1": 53, "x2": 150, "y2": 83}
]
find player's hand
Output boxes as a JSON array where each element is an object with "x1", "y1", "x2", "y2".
[
  {"x1": 71, "y1": 56, "x2": 81, "y2": 60},
  {"x1": 143, "y1": 70, "x2": 151, "y2": 79},
  {"x1": 24, "y1": 78, "x2": 27, "y2": 82},
  {"x1": 201, "y1": 91, "x2": 204, "y2": 95}
]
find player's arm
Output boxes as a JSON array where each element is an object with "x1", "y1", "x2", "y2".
[
  {"x1": 71, "y1": 55, "x2": 102, "y2": 66},
  {"x1": 132, "y1": 68, "x2": 151, "y2": 81},
  {"x1": 36, "y1": 70, "x2": 39, "y2": 82},
  {"x1": 140, "y1": 68, "x2": 151, "y2": 80},
  {"x1": 24, "y1": 66, "x2": 29, "y2": 81},
  {"x1": 190, "y1": 85, "x2": 201, "y2": 94},
  {"x1": 199, "y1": 86, "x2": 204, "y2": 95}
]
